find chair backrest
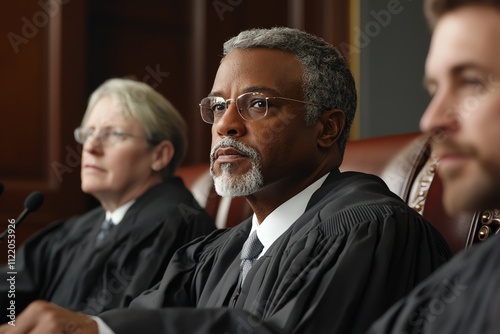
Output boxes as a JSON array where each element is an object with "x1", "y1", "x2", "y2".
[{"x1": 176, "y1": 133, "x2": 498, "y2": 254}]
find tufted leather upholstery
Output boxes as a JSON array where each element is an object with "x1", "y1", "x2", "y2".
[{"x1": 176, "y1": 132, "x2": 498, "y2": 254}]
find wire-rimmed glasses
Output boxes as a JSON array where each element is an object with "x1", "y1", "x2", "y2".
[
  {"x1": 74, "y1": 127, "x2": 150, "y2": 146},
  {"x1": 199, "y1": 92, "x2": 323, "y2": 124}
]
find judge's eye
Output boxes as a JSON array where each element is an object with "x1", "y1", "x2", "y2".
[
  {"x1": 246, "y1": 98, "x2": 267, "y2": 112},
  {"x1": 99, "y1": 130, "x2": 127, "y2": 143},
  {"x1": 461, "y1": 78, "x2": 483, "y2": 87},
  {"x1": 212, "y1": 102, "x2": 226, "y2": 112},
  {"x1": 110, "y1": 131, "x2": 127, "y2": 139},
  {"x1": 249, "y1": 99, "x2": 266, "y2": 108}
]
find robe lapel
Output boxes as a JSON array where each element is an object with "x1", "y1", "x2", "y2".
[{"x1": 198, "y1": 220, "x2": 252, "y2": 308}]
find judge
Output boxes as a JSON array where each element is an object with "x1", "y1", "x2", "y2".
[
  {"x1": 367, "y1": 1, "x2": 500, "y2": 333},
  {"x1": 0, "y1": 28, "x2": 451, "y2": 334},
  {"x1": 0, "y1": 78, "x2": 215, "y2": 317}
]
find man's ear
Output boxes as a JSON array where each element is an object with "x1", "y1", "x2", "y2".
[
  {"x1": 151, "y1": 140, "x2": 175, "y2": 171},
  {"x1": 318, "y1": 109, "x2": 345, "y2": 148}
]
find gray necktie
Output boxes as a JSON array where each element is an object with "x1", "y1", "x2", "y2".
[
  {"x1": 239, "y1": 231, "x2": 264, "y2": 287},
  {"x1": 96, "y1": 218, "x2": 114, "y2": 246}
]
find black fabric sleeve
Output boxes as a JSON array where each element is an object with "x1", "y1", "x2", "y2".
[
  {"x1": 98, "y1": 204, "x2": 451, "y2": 334},
  {"x1": 367, "y1": 235, "x2": 500, "y2": 334}
]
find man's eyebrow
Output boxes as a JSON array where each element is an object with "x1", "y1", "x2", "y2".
[
  {"x1": 423, "y1": 63, "x2": 490, "y2": 89},
  {"x1": 208, "y1": 86, "x2": 284, "y2": 98},
  {"x1": 451, "y1": 63, "x2": 488, "y2": 75},
  {"x1": 243, "y1": 86, "x2": 282, "y2": 95},
  {"x1": 207, "y1": 91, "x2": 223, "y2": 97}
]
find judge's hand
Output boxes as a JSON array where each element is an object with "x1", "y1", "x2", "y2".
[{"x1": 0, "y1": 300, "x2": 98, "y2": 334}]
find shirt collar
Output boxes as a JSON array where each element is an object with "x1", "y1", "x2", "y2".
[
  {"x1": 105, "y1": 200, "x2": 136, "y2": 225},
  {"x1": 251, "y1": 172, "x2": 329, "y2": 257}
]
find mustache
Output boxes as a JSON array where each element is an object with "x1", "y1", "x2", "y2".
[
  {"x1": 428, "y1": 132, "x2": 475, "y2": 159},
  {"x1": 210, "y1": 137, "x2": 259, "y2": 162}
]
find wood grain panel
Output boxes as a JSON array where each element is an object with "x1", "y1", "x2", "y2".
[{"x1": 0, "y1": 0, "x2": 90, "y2": 262}]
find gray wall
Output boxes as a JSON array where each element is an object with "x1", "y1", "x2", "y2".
[{"x1": 359, "y1": 0, "x2": 431, "y2": 138}]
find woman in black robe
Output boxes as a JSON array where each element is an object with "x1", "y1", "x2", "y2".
[{"x1": 0, "y1": 78, "x2": 215, "y2": 317}]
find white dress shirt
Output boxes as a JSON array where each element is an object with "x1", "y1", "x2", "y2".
[
  {"x1": 105, "y1": 200, "x2": 135, "y2": 226},
  {"x1": 248, "y1": 173, "x2": 328, "y2": 258}
]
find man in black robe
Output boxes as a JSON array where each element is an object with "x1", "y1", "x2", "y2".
[
  {"x1": 0, "y1": 27, "x2": 451, "y2": 334},
  {"x1": 367, "y1": 1, "x2": 500, "y2": 333}
]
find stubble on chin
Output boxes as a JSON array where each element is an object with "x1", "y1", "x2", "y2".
[{"x1": 442, "y1": 172, "x2": 500, "y2": 215}]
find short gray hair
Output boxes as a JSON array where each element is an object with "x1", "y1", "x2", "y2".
[
  {"x1": 223, "y1": 27, "x2": 357, "y2": 156},
  {"x1": 81, "y1": 78, "x2": 187, "y2": 178}
]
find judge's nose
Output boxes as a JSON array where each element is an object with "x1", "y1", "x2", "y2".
[
  {"x1": 420, "y1": 90, "x2": 459, "y2": 135},
  {"x1": 83, "y1": 135, "x2": 104, "y2": 155},
  {"x1": 215, "y1": 102, "x2": 246, "y2": 138}
]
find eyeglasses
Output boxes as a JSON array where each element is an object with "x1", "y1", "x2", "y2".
[
  {"x1": 74, "y1": 127, "x2": 149, "y2": 146},
  {"x1": 199, "y1": 92, "x2": 323, "y2": 124}
]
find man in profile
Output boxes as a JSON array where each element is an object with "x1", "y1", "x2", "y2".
[{"x1": 368, "y1": 1, "x2": 500, "y2": 333}]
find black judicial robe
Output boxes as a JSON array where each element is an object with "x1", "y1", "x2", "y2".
[
  {"x1": 99, "y1": 170, "x2": 452, "y2": 334},
  {"x1": 367, "y1": 234, "x2": 500, "y2": 334},
  {"x1": 0, "y1": 177, "x2": 216, "y2": 316}
]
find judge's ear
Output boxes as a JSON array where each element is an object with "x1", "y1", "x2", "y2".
[
  {"x1": 150, "y1": 140, "x2": 175, "y2": 172},
  {"x1": 318, "y1": 109, "x2": 345, "y2": 148}
]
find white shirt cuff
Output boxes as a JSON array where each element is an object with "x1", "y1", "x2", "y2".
[{"x1": 90, "y1": 316, "x2": 115, "y2": 334}]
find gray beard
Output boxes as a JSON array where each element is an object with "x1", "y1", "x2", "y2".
[
  {"x1": 213, "y1": 161, "x2": 263, "y2": 197},
  {"x1": 210, "y1": 138, "x2": 264, "y2": 197}
]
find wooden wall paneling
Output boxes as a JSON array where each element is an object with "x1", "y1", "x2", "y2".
[
  {"x1": 302, "y1": 0, "x2": 350, "y2": 50},
  {"x1": 0, "y1": 0, "x2": 90, "y2": 260},
  {"x1": 188, "y1": 0, "x2": 211, "y2": 164},
  {"x1": 87, "y1": 0, "x2": 208, "y2": 165}
]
